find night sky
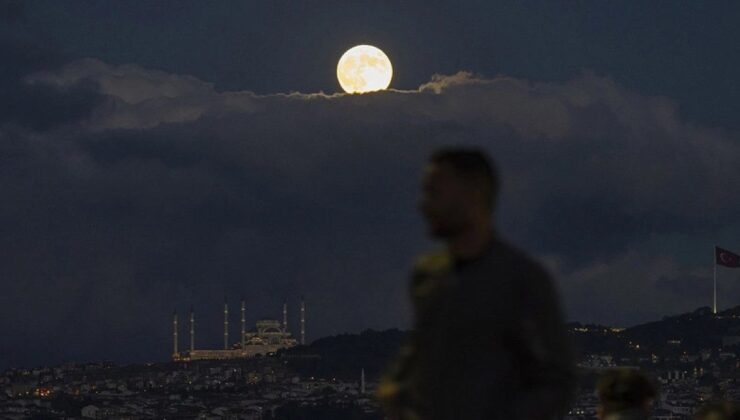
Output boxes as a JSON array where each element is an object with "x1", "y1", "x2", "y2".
[{"x1": 2, "y1": 1, "x2": 740, "y2": 370}]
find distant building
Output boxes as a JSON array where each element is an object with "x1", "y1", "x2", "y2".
[
  {"x1": 243, "y1": 319, "x2": 297, "y2": 347},
  {"x1": 172, "y1": 299, "x2": 305, "y2": 361}
]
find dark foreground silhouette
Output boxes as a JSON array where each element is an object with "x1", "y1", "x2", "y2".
[{"x1": 378, "y1": 149, "x2": 575, "y2": 420}]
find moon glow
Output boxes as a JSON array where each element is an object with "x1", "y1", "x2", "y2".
[{"x1": 337, "y1": 45, "x2": 393, "y2": 94}]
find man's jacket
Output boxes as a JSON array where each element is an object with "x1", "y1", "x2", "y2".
[{"x1": 379, "y1": 236, "x2": 576, "y2": 420}]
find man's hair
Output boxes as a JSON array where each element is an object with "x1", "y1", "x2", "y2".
[
  {"x1": 596, "y1": 369, "x2": 657, "y2": 415},
  {"x1": 429, "y1": 148, "x2": 498, "y2": 210}
]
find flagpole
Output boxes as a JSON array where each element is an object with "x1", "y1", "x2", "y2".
[{"x1": 713, "y1": 246, "x2": 717, "y2": 315}]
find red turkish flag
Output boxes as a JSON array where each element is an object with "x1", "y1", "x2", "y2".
[{"x1": 716, "y1": 246, "x2": 740, "y2": 268}]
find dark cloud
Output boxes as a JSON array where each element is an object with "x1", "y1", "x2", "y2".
[
  {"x1": 1, "y1": 58, "x2": 739, "y2": 369},
  {"x1": 18, "y1": 1, "x2": 740, "y2": 131},
  {"x1": 0, "y1": 36, "x2": 103, "y2": 131}
]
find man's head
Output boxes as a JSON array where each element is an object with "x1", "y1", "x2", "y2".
[
  {"x1": 596, "y1": 369, "x2": 657, "y2": 419},
  {"x1": 419, "y1": 148, "x2": 498, "y2": 239}
]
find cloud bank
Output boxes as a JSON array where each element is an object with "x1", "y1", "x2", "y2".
[{"x1": 2, "y1": 54, "x2": 740, "y2": 368}]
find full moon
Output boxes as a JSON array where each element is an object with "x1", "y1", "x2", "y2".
[{"x1": 337, "y1": 45, "x2": 393, "y2": 94}]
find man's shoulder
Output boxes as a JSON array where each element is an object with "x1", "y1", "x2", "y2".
[
  {"x1": 488, "y1": 238, "x2": 550, "y2": 278},
  {"x1": 412, "y1": 249, "x2": 453, "y2": 277},
  {"x1": 409, "y1": 249, "x2": 454, "y2": 299},
  {"x1": 485, "y1": 239, "x2": 566, "y2": 318}
]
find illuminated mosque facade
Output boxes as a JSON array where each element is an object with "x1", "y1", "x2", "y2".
[{"x1": 171, "y1": 298, "x2": 306, "y2": 361}]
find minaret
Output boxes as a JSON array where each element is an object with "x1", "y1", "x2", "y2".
[
  {"x1": 241, "y1": 299, "x2": 246, "y2": 350},
  {"x1": 283, "y1": 301, "x2": 288, "y2": 333},
  {"x1": 223, "y1": 299, "x2": 229, "y2": 350},
  {"x1": 189, "y1": 306, "x2": 195, "y2": 352},
  {"x1": 361, "y1": 368, "x2": 366, "y2": 394},
  {"x1": 300, "y1": 296, "x2": 306, "y2": 345},
  {"x1": 172, "y1": 311, "x2": 178, "y2": 356}
]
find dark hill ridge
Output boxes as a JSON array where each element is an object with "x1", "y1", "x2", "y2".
[
  {"x1": 625, "y1": 306, "x2": 740, "y2": 354},
  {"x1": 281, "y1": 306, "x2": 740, "y2": 379},
  {"x1": 280, "y1": 329, "x2": 406, "y2": 381},
  {"x1": 560, "y1": 305, "x2": 740, "y2": 358}
]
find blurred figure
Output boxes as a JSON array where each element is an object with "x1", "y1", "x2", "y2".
[
  {"x1": 596, "y1": 369, "x2": 657, "y2": 420},
  {"x1": 695, "y1": 402, "x2": 740, "y2": 420},
  {"x1": 378, "y1": 148, "x2": 575, "y2": 420}
]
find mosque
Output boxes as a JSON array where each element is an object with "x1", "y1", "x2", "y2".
[{"x1": 171, "y1": 298, "x2": 306, "y2": 361}]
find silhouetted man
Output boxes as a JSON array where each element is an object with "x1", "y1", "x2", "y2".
[
  {"x1": 378, "y1": 148, "x2": 575, "y2": 420},
  {"x1": 596, "y1": 369, "x2": 656, "y2": 420}
]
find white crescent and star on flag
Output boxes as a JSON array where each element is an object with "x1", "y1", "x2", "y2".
[
  {"x1": 716, "y1": 247, "x2": 740, "y2": 268},
  {"x1": 720, "y1": 252, "x2": 732, "y2": 265}
]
